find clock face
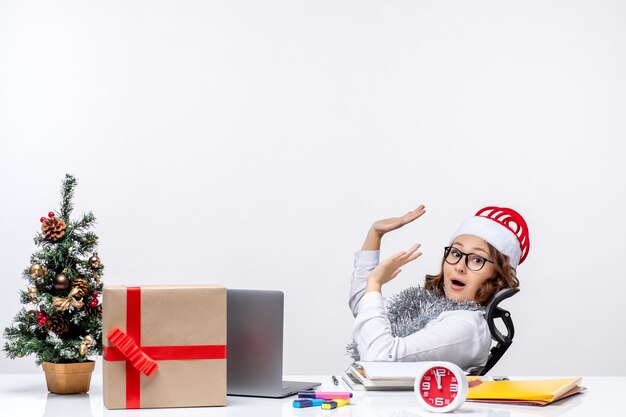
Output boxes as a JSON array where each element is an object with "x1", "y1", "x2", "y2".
[{"x1": 417, "y1": 366, "x2": 461, "y2": 409}]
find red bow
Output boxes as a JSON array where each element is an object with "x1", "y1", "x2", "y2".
[{"x1": 107, "y1": 327, "x2": 158, "y2": 376}]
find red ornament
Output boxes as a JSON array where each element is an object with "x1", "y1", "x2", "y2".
[
  {"x1": 89, "y1": 299, "x2": 99, "y2": 307},
  {"x1": 48, "y1": 212, "x2": 55, "y2": 217},
  {"x1": 91, "y1": 291, "x2": 99, "y2": 298},
  {"x1": 38, "y1": 316, "x2": 48, "y2": 325},
  {"x1": 36, "y1": 312, "x2": 43, "y2": 318},
  {"x1": 40, "y1": 217, "x2": 46, "y2": 223}
]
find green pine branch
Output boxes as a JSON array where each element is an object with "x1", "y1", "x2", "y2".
[
  {"x1": 73, "y1": 212, "x2": 96, "y2": 230},
  {"x1": 60, "y1": 174, "x2": 77, "y2": 222}
]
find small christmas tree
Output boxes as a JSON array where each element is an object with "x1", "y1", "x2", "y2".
[{"x1": 3, "y1": 174, "x2": 104, "y2": 364}]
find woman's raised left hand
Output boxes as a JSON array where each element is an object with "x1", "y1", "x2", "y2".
[{"x1": 365, "y1": 243, "x2": 422, "y2": 293}]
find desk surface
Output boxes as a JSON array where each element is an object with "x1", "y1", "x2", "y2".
[{"x1": 0, "y1": 374, "x2": 621, "y2": 417}]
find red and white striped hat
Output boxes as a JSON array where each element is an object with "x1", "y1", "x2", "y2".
[{"x1": 449, "y1": 206, "x2": 530, "y2": 269}]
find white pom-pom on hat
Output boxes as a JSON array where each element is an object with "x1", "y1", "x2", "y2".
[{"x1": 449, "y1": 206, "x2": 530, "y2": 269}]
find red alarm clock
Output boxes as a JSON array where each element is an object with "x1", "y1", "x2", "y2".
[{"x1": 414, "y1": 361, "x2": 468, "y2": 413}]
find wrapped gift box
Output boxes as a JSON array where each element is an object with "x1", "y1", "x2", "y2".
[{"x1": 102, "y1": 285, "x2": 226, "y2": 409}]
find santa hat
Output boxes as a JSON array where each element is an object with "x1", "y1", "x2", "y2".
[{"x1": 449, "y1": 206, "x2": 530, "y2": 269}]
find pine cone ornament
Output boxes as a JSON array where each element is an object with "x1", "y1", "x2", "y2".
[
  {"x1": 44, "y1": 314, "x2": 69, "y2": 335},
  {"x1": 84, "y1": 303, "x2": 102, "y2": 318},
  {"x1": 41, "y1": 217, "x2": 66, "y2": 241},
  {"x1": 71, "y1": 278, "x2": 89, "y2": 298}
]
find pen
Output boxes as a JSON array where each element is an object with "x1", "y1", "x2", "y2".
[
  {"x1": 293, "y1": 399, "x2": 325, "y2": 408},
  {"x1": 298, "y1": 390, "x2": 353, "y2": 400},
  {"x1": 321, "y1": 398, "x2": 350, "y2": 410},
  {"x1": 332, "y1": 375, "x2": 339, "y2": 386}
]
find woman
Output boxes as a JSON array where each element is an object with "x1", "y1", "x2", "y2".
[{"x1": 349, "y1": 205, "x2": 529, "y2": 371}]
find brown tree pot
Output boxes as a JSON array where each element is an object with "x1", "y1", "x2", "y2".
[{"x1": 42, "y1": 361, "x2": 95, "y2": 394}]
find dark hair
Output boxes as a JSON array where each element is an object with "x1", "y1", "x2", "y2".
[{"x1": 424, "y1": 243, "x2": 519, "y2": 306}]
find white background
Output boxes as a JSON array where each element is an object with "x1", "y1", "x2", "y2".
[{"x1": 1, "y1": 0, "x2": 625, "y2": 376}]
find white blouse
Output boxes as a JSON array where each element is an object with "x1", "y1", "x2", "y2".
[{"x1": 349, "y1": 250, "x2": 491, "y2": 371}]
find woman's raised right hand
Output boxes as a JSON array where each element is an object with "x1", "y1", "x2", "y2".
[{"x1": 370, "y1": 205, "x2": 426, "y2": 237}]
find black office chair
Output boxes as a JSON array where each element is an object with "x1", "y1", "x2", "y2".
[{"x1": 469, "y1": 287, "x2": 520, "y2": 376}]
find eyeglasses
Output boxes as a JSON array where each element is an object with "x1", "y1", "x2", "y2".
[{"x1": 444, "y1": 246, "x2": 494, "y2": 272}]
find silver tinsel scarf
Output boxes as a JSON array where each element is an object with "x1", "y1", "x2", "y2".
[{"x1": 346, "y1": 286, "x2": 483, "y2": 361}]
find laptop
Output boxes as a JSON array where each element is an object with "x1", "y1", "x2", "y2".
[{"x1": 227, "y1": 289, "x2": 320, "y2": 398}]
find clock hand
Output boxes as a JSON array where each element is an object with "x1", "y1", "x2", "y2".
[{"x1": 435, "y1": 371, "x2": 442, "y2": 390}]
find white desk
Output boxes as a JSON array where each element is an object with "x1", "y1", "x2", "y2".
[{"x1": 0, "y1": 374, "x2": 620, "y2": 417}]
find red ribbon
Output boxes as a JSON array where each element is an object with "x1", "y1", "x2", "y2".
[
  {"x1": 107, "y1": 327, "x2": 159, "y2": 377},
  {"x1": 103, "y1": 286, "x2": 227, "y2": 408}
]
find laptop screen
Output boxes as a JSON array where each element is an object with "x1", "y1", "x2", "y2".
[{"x1": 227, "y1": 289, "x2": 284, "y2": 396}]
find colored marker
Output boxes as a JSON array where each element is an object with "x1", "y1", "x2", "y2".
[
  {"x1": 298, "y1": 391, "x2": 353, "y2": 400},
  {"x1": 293, "y1": 399, "x2": 325, "y2": 408},
  {"x1": 321, "y1": 398, "x2": 350, "y2": 409}
]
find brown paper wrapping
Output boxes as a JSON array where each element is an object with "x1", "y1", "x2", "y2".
[{"x1": 102, "y1": 285, "x2": 227, "y2": 409}]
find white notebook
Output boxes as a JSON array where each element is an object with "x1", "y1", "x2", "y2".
[
  {"x1": 344, "y1": 365, "x2": 415, "y2": 391},
  {"x1": 357, "y1": 361, "x2": 430, "y2": 380}
]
